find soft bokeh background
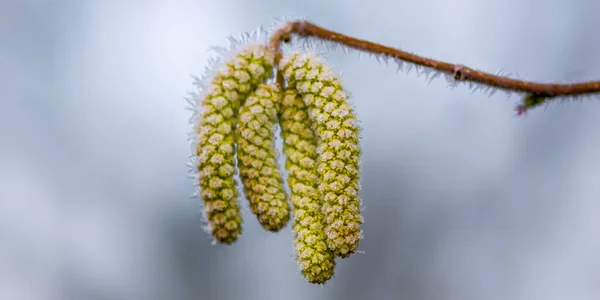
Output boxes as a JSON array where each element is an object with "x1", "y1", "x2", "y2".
[{"x1": 2, "y1": 0, "x2": 600, "y2": 299}]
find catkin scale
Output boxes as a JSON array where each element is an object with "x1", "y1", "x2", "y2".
[
  {"x1": 279, "y1": 89, "x2": 336, "y2": 284},
  {"x1": 196, "y1": 44, "x2": 275, "y2": 244},
  {"x1": 279, "y1": 51, "x2": 363, "y2": 258},
  {"x1": 236, "y1": 83, "x2": 290, "y2": 231}
]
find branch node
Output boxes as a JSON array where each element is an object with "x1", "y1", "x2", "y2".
[{"x1": 453, "y1": 65, "x2": 465, "y2": 81}]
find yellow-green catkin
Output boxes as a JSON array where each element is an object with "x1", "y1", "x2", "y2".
[
  {"x1": 196, "y1": 44, "x2": 275, "y2": 244},
  {"x1": 279, "y1": 88, "x2": 336, "y2": 284},
  {"x1": 236, "y1": 83, "x2": 290, "y2": 231},
  {"x1": 279, "y1": 51, "x2": 363, "y2": 258}
]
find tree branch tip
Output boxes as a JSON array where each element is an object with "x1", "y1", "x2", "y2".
[{"x1": 268, "y1": 19, "x2": 600, "y2": 114}]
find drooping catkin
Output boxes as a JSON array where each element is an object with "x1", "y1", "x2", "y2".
[
  {"x1": 236, "y1": 83, "x2": 290, "y2": 231},
  {"x1": 195, "y1": 44, "x2": 275, "y2": 244},
  {"x1": 279, "y1": 51, "x2": 363, "y2": 258},
  {"x1": 279, "y1": 88, "x2": 336, "y2": 284}
]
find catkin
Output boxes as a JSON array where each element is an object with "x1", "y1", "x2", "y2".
[
  {"x1": 279, "y1": 51, "x2": 363, "y2": 258},
  {"x1": 279, "y1": 88, "x2": 336, "y2": 284},
  {"x1": 236, "y1": 83, "x2": 290, "y2": 231},
  {"x1": 195, "y1": 44, "x2": 275, "y2": 244}
]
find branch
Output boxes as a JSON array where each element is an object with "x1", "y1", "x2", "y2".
[{"x1": 268, "y1": 20, "x2": 600, "y2": 114}]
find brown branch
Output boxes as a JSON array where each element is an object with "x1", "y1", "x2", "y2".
[{"x1": 268, "y1": 20, "x2": 600, "y2": 100}]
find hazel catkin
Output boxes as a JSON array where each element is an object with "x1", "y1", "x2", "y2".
[
  {"x1": 236, "y1": 83, "x2": 290, "y2": 231},
  {"x1": 195, "y1": 44, "x2": 275, "y2": 244},
  {"x1": 279, "y1": 88, "x2": 336, "y2": 284},
  {"x1": 279, "y1": 51, "x2": 363, "y2": 258}
]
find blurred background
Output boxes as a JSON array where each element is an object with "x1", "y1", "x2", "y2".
[{"x1": 2, "y1": 0, "x2": 600, "y2": 299}]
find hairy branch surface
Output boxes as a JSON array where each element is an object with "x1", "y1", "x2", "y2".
[{"x1": 268, "y1": 20, "x2": 600, "y2": 113}]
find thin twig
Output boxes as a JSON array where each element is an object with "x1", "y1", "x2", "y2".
[
  {"x1": 270, "y1": 20, "x2": 600, "y2": 99},
  {"x1": 268, "y1": 22, "x2": 293, "y2": 89}
]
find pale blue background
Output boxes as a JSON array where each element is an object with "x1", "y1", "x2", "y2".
[{"x1": 2, "y1": 0, "x2": 600, "y2": 299}]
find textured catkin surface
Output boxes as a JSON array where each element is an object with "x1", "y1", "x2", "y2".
[
  {"x1": 236, "y1": 83, "x2": 290, "y2": 232},
  {"x1": 279, "y1": 88, "x2": 336, "y2": 284},
  {"x1": 195, "y1": 44, "x2": 275, "y2": 244},
  {"x1": 280, "y1": 51, "x2": 363, "y2": 258}
]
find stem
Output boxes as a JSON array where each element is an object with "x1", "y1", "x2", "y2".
[{"x1": 269, "y1": 20, "x2": 600, "y2": 99}]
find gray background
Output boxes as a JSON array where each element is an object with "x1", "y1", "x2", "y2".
[{"x1": 2, "y1": 0, "x2": 600, "y2": 299}]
